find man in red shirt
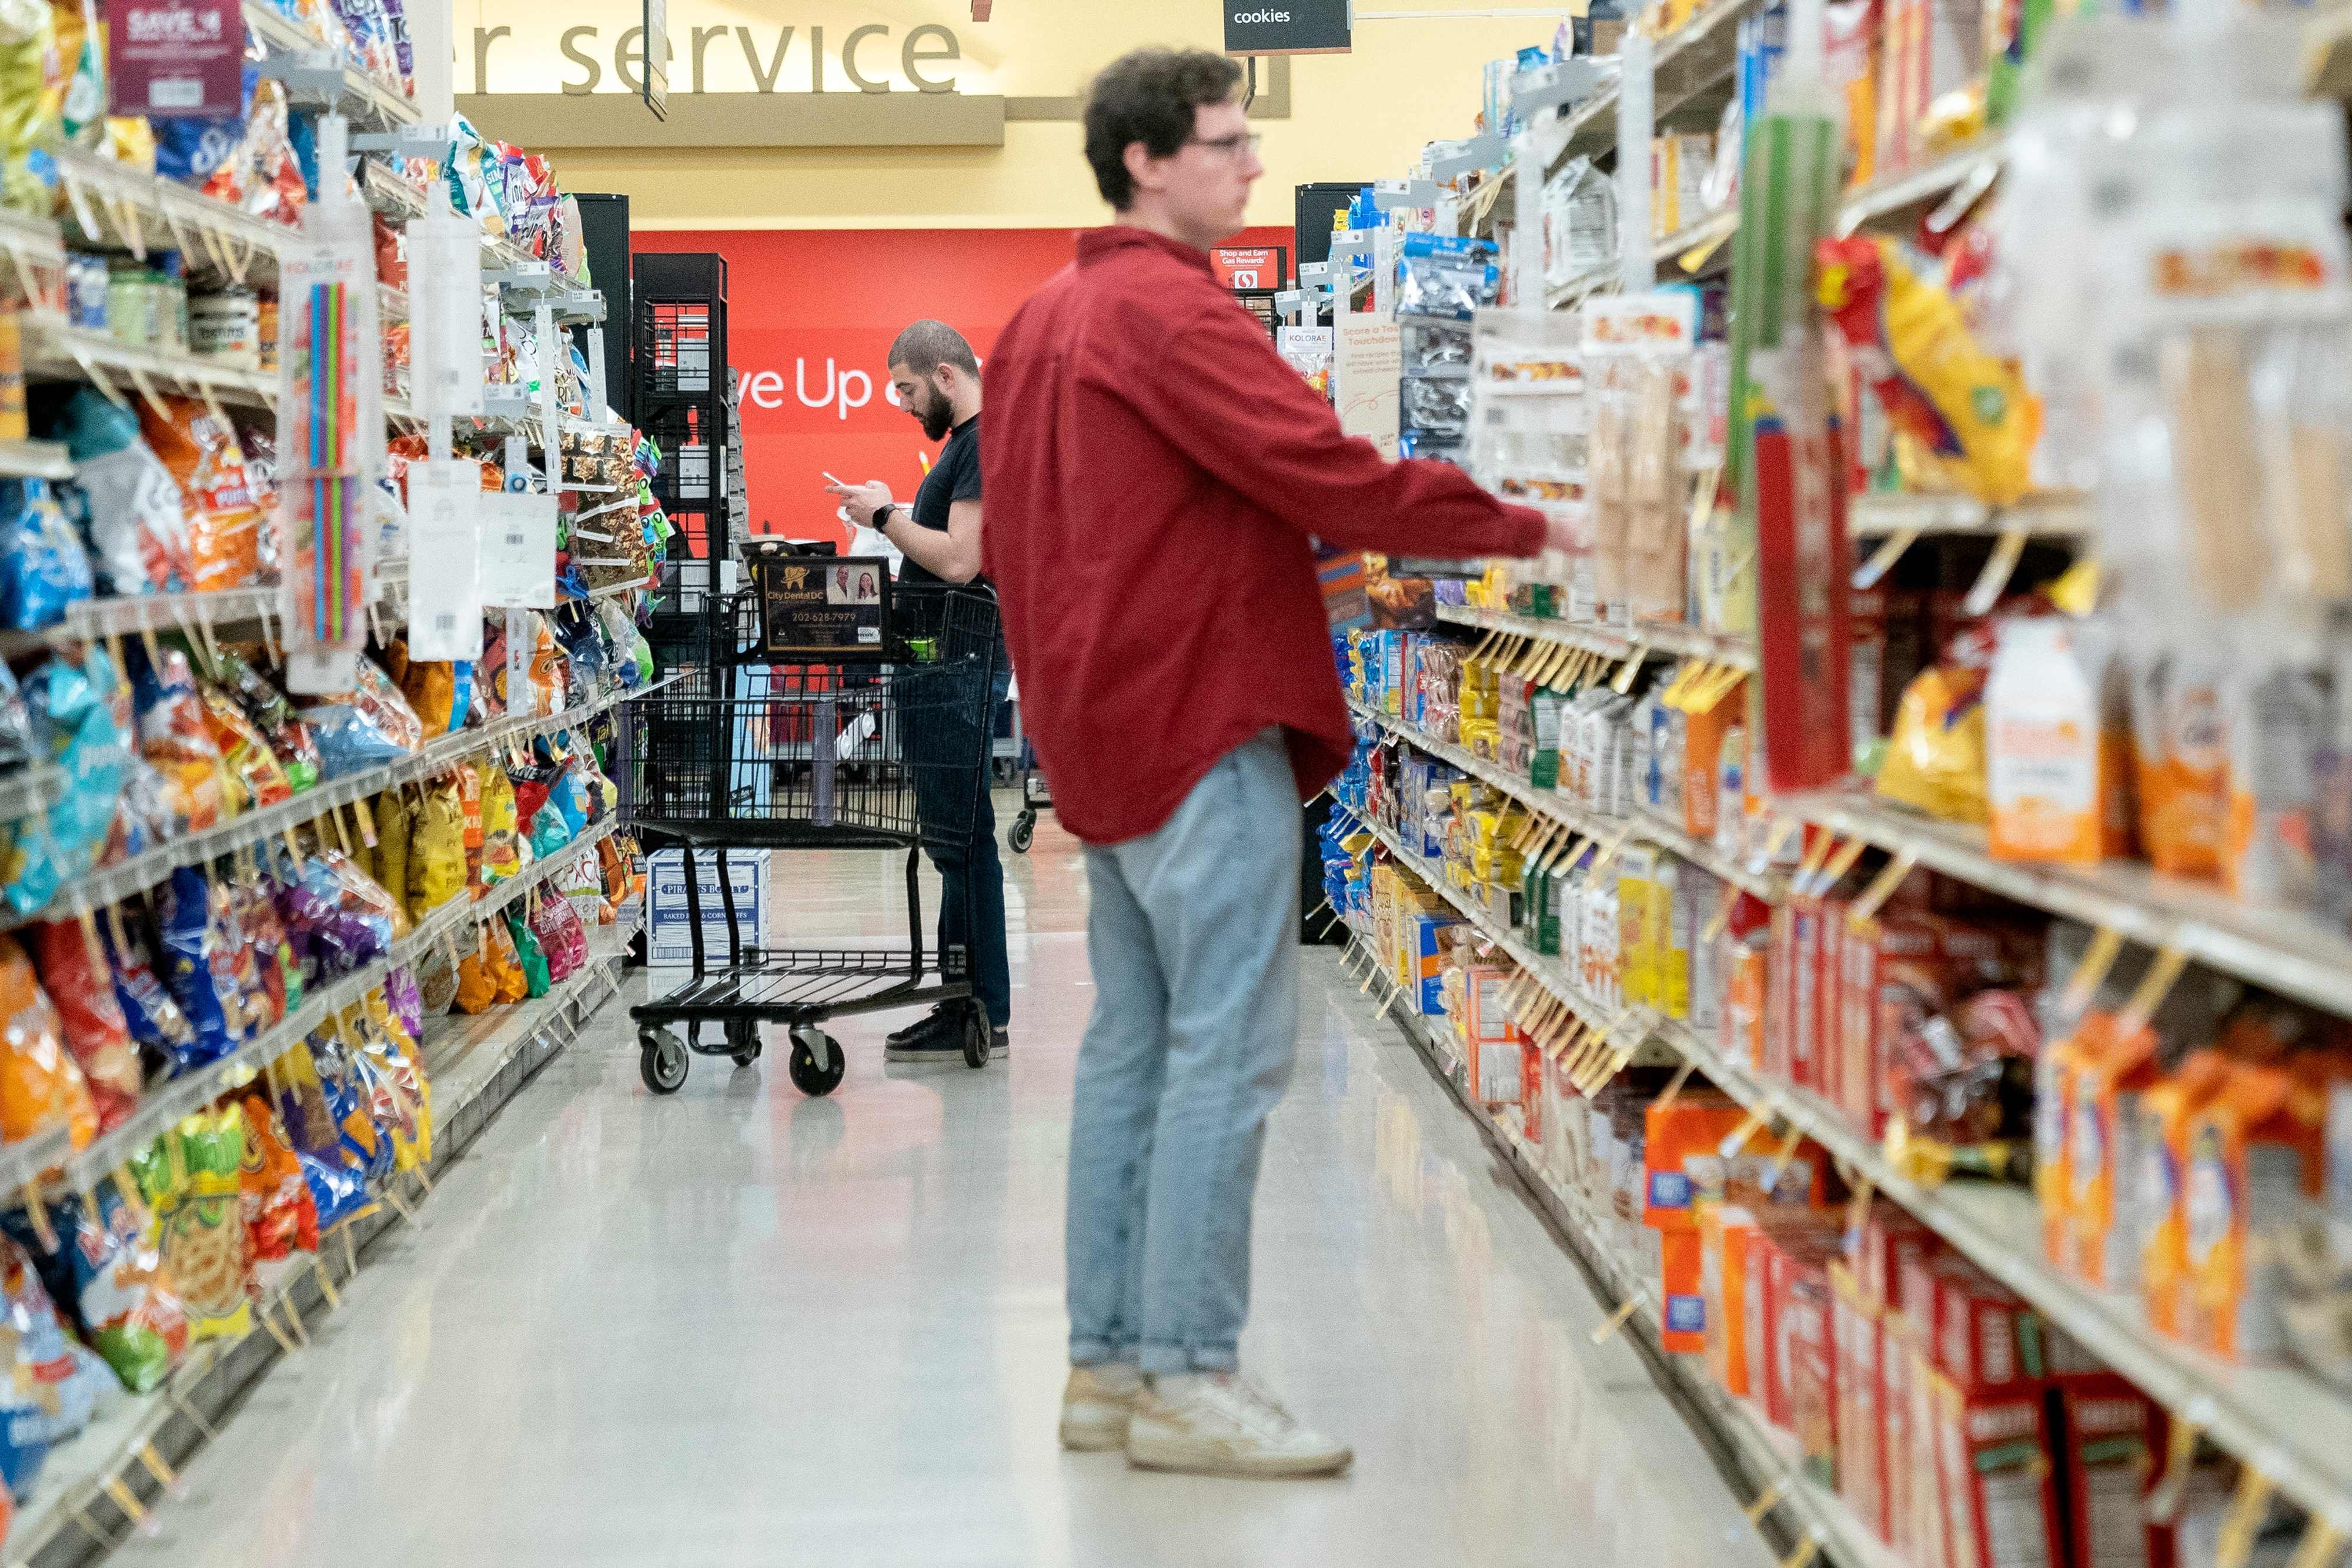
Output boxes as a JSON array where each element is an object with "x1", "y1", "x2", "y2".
[{"x1": 983, "y1": 47, "x2": 1562, "y2": 1479}]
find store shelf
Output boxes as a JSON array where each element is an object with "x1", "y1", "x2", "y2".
[
  {"x1": 22, "y1": 313, "x2": 276, "y2": 412},
  {"x1": 583, "y1": 576, "x2": 653, "y2": 603},
  {"x1": 1848, "y1": 490, "x2": 2093, "y2": 539},
  {"x1": 1437, "y1": 601, "x2": 1759, "y2": 673},
  {"x1": 0, "y1": 762, "x2": 66, "y2": 824},
  {"x1": 1351, "y1": 937, "x2": 1899, "y2": 1568},
  {"x1": 0, "y1": 561, "x2": 409, "y2": 661},
  {"x1": 1353, "y1": 769, "x2": 2352, "y2": 1537},
  {"x1": 1, "y1": 936, "x2": 627, "y2": 1567},
  {"x1": 0, "y1": 437, "x2": 72, "y2": 480},
  {"x1": 48, "y1": 147, "x2": 292, "y2": 289},
  {"x1": 1785, "y1": 790, "x2": 2352, "y2": 1025},
  {"x1": 1348, "y1": 696, "x2": 1784, "y2": 902},
  {"x1": 0, "y1": 671, "x2": 674, "y2": 938},
  {"x1": 1338, "y1": 800, "x2": 1675, "y2": 1066},
  {"x1": 1837, "y1": 142, "x2": 1999, "y2": 235},
  {"x1": 1643, "y1": 1002, "x2": 2352, "y2": 1539},
  {"x1": 242, "y1": 0, "x2": 419, "y2": 131},
  {"x1": 1545, "y1": 0, "x2": 1763, "y2": 177}
]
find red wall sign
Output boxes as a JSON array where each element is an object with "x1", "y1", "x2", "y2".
[
  {"x1": 106, "y1": 0, "x2": 242, "y2": 118},
  {"x1": 1211, "y1": 245, "x2": 1288, "y2": 290},
  {"x1": 633, "y1": 225, "x2": 1294, "y2": 547}
]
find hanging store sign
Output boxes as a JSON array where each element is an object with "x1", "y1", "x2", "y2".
[
  {"x1": 642, "y1": 0, "x2": 669, "y2": 117},
  {"x1": 753, "y1": 554, "x2": 894, "y2": 659},
  {"x1": 1224, "y1": 0, "x2": 1350, "y2": 57},
  {"x1": 1211, "y1": 246, "x2": 1288, "y2": 290},
  {"x1": 105, "y1": 0, "x2": 242, "y2": 117}
]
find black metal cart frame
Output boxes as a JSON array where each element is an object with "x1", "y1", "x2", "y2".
[{"x1": 620, "y1": 580, "x2": 1003, "y2": 1095}]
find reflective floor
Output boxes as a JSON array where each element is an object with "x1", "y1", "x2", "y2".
[{"x1": 115, "y1": 798, "x2": 1770, "y2": 1568}]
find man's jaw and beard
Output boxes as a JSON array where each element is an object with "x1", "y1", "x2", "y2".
[{"x1": 910, "y1": 379, "x2": 953, "y2": 442}]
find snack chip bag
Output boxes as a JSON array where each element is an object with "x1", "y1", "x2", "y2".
[
  {"x1": 477, "y1": 761, "x2": 523, "y2": 884},
  {"x1": 0, "y1": 935, "x2": 95, "y2": 1149},
  {"x1": 213, "y1": 648, "x2": 320, "y2": 793},
  {"x1": 483, "y1": 917, "x2": 526, "y2": 1004},
  {"x1": 298, "y1": 657, "x2": 425, "y2": 779},
  {"x1": 505, "y1": 908, "x2": 550, "y2": 999},
  {"x1": 28, "y1": 920, "x2": 138, "y2": 1131},
  {"x1": 382, "y1": 964, "x2": 422, "y2": 1043},
  {"x1": 135, "y1": 1111, "x2": 252, "y2": 1341},
  {"x1": 19, "y1": 648, "x2": 129, "y2": 896},
  {"x1": 230, "y1": 865, "x2": 299, "y2": 1025},
  {"x1": 453, "y1": 941, "x2": 497, "y2": 1013},
  {"x1": 199, "y1": 682, "x2": 292, "y2": 808},
  {"x1": 530, "y1": 892, "x2": 587, "y2": 982},
  {"x1": 529, "y1": 801, "x2": 572, "y2": 860},
  {"x1": 130, "y1": 643, "x2": 235, "y2": 832},
  {"x1": 155, "y1": 866, "x2": 260, "y2": 1069},
  {"x1": 372, "y1": 788, "x2": 411, "y2": 921},
  {"x1": 238, "y1": 1094, "x2": 317, "y2": 1262},
  {"x1": 0, "y1": 1233, "x2": 114, "y2": 1465},
  {"x1": 275, "y1": 850, "x2": 402, "y2": 984},
  {"x1": 400, "y1": 658, "x2": 459, "y2": 735},
  {"x1": 99, "y1": 917, "x2": 198, "y2": 1064},
  {"x1": 137, "y1": 396, "x2": 263, "y2": 590},
  {"x1": 0, "y1": 477, "x2": 93, "y2": 630},
  {"x1": 414, "y1": 945, "x2": 458, "y2": 1015},
  {"x1": 68, "y1": 1179, "x2": 189, "y2": 1392},
  {"x1": 47, "y1": 387, "x2": 195, "y2": 594},
  {"x1": 1876, "y1": 662, "x2": 1990, "y2": 825},
  {"x1": 407, "y1": 775, "x2": 466, "y2": 920}
]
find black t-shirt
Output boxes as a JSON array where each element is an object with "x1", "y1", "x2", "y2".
[
  {"x1": 900, "y1": 413, "x2": 983, "y2": 593},
  {"x1": 896, "y1": 414, "x2": 1003, "y2": 667}
]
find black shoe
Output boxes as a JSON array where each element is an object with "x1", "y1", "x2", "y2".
[
  {"x1": 886, "y1": 1004, "x2": 957, "y2": 1047},
  {"x1": 885, "y1": 1008, "x2": 965, "y2": 1064}
]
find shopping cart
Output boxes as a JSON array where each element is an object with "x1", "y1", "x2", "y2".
[
  {"x1": 620, "y1": 561, "x2": 1002, "y2": 1096},
  {"x1": 1008, "y1": 736, "x2": 1051, "y2": 854}
]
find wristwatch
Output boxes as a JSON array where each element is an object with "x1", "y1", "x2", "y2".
[{"x1": 874, "y1": 503, "x2": 897, "y2": 530}]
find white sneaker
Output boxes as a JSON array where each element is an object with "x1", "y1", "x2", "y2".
[
  {"x1": 1059, "y1": 1363, "x2": 1143, "y2": 1452},
  {"x1": 1125, "y1": 1373, "x2": 1354, "y2": 1478}
]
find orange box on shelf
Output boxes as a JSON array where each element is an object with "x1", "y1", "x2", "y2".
[
  {"x1": 2183, "y1": 1057, "x2": 2328, "y2": 1361},
  {"x1": 1661, "y1": 1228, "x2": 1707, "y2": 1352},
  {"x1": 2066, "y1": 1011, "x2": 2168, "y2": 1293},
  {"x1": 1642, "y1": 1094, "x2": 1752, "y2": 1230},
  {"x1": 2139, "y1": 1052, "x2": 2232, "y2": 1340},
  {"x1": 1700, "y1": 1203, "x2": 1756, "y2": 1397},
  {"x1": 1682, "y1": 677, "x2": 1743, "y2": 841}
]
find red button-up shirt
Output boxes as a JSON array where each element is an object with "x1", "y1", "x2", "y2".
[{"x1": 981, "y1": 225, "x2": 1548, "y2": 846}]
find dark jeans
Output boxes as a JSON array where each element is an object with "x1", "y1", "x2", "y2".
[{"x1": 903, "y1": 662, "x2": 1013, "y2": 1027}]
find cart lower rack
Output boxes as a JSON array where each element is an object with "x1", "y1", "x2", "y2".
[{"x1": 620, "y1": 580, "x2": 1003, "y2": 1095}]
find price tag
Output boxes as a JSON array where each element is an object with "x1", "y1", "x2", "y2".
[
  {"x1": 479, "y1": 490, "x2": 559, "y2": 609},
  {"x1": 406, "y1": 459, "x2": 484, "y2": 659}
]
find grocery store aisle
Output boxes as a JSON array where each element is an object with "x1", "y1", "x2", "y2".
[{"x1": 111, "y1": 801, "x2": 1768, "y2": 1568}]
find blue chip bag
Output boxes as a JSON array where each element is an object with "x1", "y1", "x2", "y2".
[
  {"x1": 0, "y1": 479, "x2": 93, "y2": 630},
  {"x1": 99, "y1": 915, "x2": 199, "y2": 1063},
  {"x1": 154, "y1": 867, "x2": 252, "y2": 1071},
  {"x1": 298, "y1": 659, "x2": 424, "y2": 780},
  {"x1": 153, "y1": 62, "x2": 256, "y2": 189},
  {"x1": 528, "y1": 801, "x2": 571, "y2": 859},
  {"x1": 19, "y1": 648, "x2": 130, "y2": 897}
]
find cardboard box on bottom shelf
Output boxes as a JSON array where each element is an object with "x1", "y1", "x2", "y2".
[{"x1": 647, "y1": 848, "x2": 771, "y2": 970}]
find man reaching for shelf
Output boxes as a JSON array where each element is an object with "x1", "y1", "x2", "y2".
[{"x1": 982, "y1": 48, "x2": 1566, "y2": 1479}]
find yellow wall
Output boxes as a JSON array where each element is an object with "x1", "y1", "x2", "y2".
[{"x1": 459, "y1": 0, "x2": 1561, "y2": 228}]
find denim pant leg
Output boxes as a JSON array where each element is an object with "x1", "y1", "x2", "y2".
[
  {"x1": 904, "y1": 664, "x2": 1008, "y2": 1022},
  {"x1": 1065, "y1": 844, "x2": 1168, "y2": 1368},
  {"x1": 1118, "y1": 731, "x2": 1301, "y2": 1375}
]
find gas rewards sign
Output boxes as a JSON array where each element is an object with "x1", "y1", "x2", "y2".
[{"x1": 1224, "y1": 0, "x2": 1351, "y2": 56}]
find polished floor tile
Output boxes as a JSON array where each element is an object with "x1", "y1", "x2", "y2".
[{"x1": 112, "y1": 798, "x2": 1770, "y2": 1568}]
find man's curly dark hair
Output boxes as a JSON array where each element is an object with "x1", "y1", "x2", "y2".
[{"x1": 1082, "y1": 48, "x2": 1245, "y2": 210}]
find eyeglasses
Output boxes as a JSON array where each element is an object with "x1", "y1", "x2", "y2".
[{"x1": 1185, "y1": 132, "x2": 1264, "y2": 158}]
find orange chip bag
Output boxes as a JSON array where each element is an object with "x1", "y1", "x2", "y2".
[
  {"x1": 199, "y1": 683, "x2": 292, "y2": 808},
  {"x1": 138, "y1": 397, "x2": 263, "y2": 591},
  {"x1": 0, "y1": 935, "x2": 96, "y2": 1149}
]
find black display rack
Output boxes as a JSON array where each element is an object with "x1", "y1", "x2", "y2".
[{"x1": 633, "y1": 250, "x2": 732, "y2": 649}]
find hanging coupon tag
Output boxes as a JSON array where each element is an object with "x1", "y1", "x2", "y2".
[
  {"x1": 406, "y1": 459, "x2": 485, "y2": 658},
  {"x1": 479, "y1": 490, "x2": 559, "y2": 609},
  {"x1": 407, "y1": 207, "x2": 486, "y2": 417}
]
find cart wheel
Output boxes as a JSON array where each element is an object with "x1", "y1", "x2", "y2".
[
  {"x1": 961, "y1": 1005, "x2": 991, "y2": 1069},
  {"x1": 639, "y1": 1029, "x2": 689, "y2": 1095},
  {"x1": 725, "y1": 1019, "x2": 763, "y2": 1068},
  {"x1": 788, "y1": 1028, "x2": 847, "y2": 1096},
  {"x1": 1008, "y1": 811, "x2": 1035, "y2": 854}
]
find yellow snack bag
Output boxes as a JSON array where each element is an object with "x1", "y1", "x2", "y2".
[
  {"x1": 1876, "y1": 664, "x2": 1989, "y2": 824},
  {"x1": 407, "y1": 776, "x2": 467, "y2": 920},
  {"x1": 477, "y1": 762, "x2": 524, "y2": 884},
  {"x1": 373, "y1": 789, "x2": 411, "y2": 914}
]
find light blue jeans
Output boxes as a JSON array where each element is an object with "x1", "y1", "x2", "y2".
[{"x1": 1066, "y1": 729, "x2": 1301, "y2": 1376}]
